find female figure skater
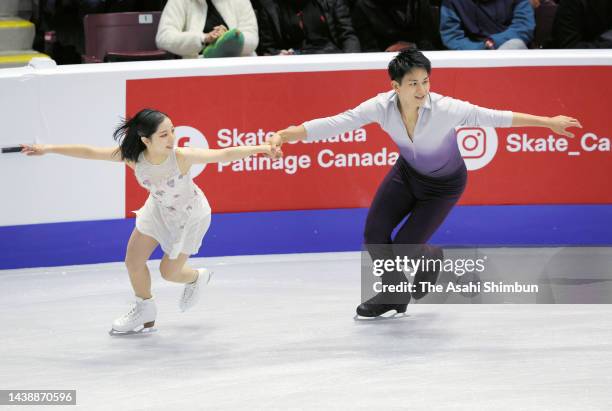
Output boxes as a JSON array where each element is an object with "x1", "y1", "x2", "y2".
[
  {"x1": 268, "y1": 48, "x2": 582, "y2": 318},
  {"x1": 21, "y1": 109, "x2": 275, "y2": 334}
]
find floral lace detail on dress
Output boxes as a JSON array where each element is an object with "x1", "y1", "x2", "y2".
[{"x1": 135, "y1": 150, "x2": 203, "y2": 243}]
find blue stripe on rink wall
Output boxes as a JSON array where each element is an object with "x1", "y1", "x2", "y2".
[{"x1": 1, "y1": 205, "x2": 611, "y2": 270}]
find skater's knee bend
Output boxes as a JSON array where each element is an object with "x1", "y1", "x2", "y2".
[{"x1": 159, "y1": 263, "x2": 178, "y2": 281}]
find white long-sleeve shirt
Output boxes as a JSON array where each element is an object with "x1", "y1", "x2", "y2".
[
  {"x1": 156, "y1": 0, "x2": 258, "y2": 58},
  {"x1": 304, "y1": 91, "x2": 513, "y2": 177}
]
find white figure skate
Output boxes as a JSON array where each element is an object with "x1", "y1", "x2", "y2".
[
  {"x1": 179, "y1": 268, "x2": 212, "y2": 312},
  {"x1": 109, "y1": 297, "x2": 157, "y2": 336}
]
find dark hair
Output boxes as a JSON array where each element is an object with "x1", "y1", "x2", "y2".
[
  {"x1": 113, "y1": 108, "x2": 168, "y2": 163},
  {"x1": 388, "y1": 48, "x2": 431, "y2": 84}
]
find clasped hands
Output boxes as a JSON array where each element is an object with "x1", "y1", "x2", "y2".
[
  {"x1": 263, "y1": 132, "x2": 284, "y2": 159},
  {"x1": 203, "y1": 25, "x2": 228, "y2": 45}
]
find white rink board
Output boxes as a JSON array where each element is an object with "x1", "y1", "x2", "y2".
[{"x1": 1, "y1": 50, "x2": 612, "y2": 227}]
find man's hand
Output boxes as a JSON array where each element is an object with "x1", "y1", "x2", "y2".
[
  {"x1": 547, "y1": 115, "x2": 582, "y2": 138},
  {"x1": 266, "y1": 133, "x2": 284, "y2": 159}
]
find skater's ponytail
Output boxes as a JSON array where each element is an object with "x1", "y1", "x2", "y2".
[{"x1": 113, "y1": 109, "x2": 168, "y2": 163}]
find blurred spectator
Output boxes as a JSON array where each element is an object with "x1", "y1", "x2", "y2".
[
  {"x1": 440, "y1": 0, "x2": 535, "y2": 50},
  {"x1": 552, "y1": 0, "x2": 612, "y2": 48},
  {"x1": 156, "y1": 0, "x2": 258, "y2": 58},
  {"x1": 529, "y1": 0, "x2": 557, "y2": 8},
  {"x1": 39, "y1": 0, "x2": 82, "y2": 64},
  {"x1": 250, "y1": 0, "x2": 262, "y2": 11},
  {"x1": 257, "y1": 0, "x2": 360, "y2": 55},
  {"x1": 530, "y1": 0, "x2": 557, "y2": 48},
  {"x1": 529, "y1": 0, "x2": 540, "y2": 6},
  {"x1": 352, "y1": 0, "x2": 436, "y2": 52}
]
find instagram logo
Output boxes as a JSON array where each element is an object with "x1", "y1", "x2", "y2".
[
  {"x1": 456, "y1": 127, "x2": 498, "y2": 170},
  {"x1": 175, "y1": 126, "x2": 209, "y2": 178},
  {"x1": 458, "y1": 127, "x2": 487, "y2": 159}
]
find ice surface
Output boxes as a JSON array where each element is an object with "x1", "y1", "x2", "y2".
[{"x1": 1, "y1": 252, "x2": 611, "y2": 410}]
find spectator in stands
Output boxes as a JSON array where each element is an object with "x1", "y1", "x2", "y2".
[
  {"x1": 257, "y1": 0, "x2": 360, "y2": 55},
  {"x1": 532, "y1": 0, "x2": 562, "y2": 6},
  {"x1": 528, "y1": 0, "x2": 559, "y2": 7},
  {"x1": 352, "y1": 0, "x2": 437, "y2": 52},
  {"x1": 156, "y1": 0, "x2": 258, "y2": 58},
  {"x1": 440, "y1": 0, "x2": 535, "y2": 50},
  {"x1": 38, "y1": 0, "x2": 81, "y2": 64},
  {"x1": 552, "y1": 0, "x2": 612, "y2": 48},
  {"x1": 250, "y1": 0, "x2": 262, "y2": 11}
]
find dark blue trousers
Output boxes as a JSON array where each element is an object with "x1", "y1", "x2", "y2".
[{"x1": 363, "y1": 156, "x2": 467, "y2": 302}]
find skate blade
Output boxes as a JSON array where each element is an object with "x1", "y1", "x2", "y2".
[
  {"x1": 353, "y1": 312, "x2": 408, "y2": 322},
  {"x1": 108, "y1": 326, "x2": 157, "y2": 336},
  {"x1": 203, "y1": 270, "x2": 213, "y2": 284}
]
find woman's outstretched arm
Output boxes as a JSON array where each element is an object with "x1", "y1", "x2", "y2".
[
  {"x1": 178, "y1": 145, "x2": 274, "y2": 166},
  {"x1": 20, "y1": 144, "x2": 123, "y2": 161}
]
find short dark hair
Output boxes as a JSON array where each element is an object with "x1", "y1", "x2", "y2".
[
  {"x1": 113, "y1": 109, "x2": 168, "y2": 163},
  {"x1": 388, "y1": 48, "x2": 431, "y2": 84}
]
